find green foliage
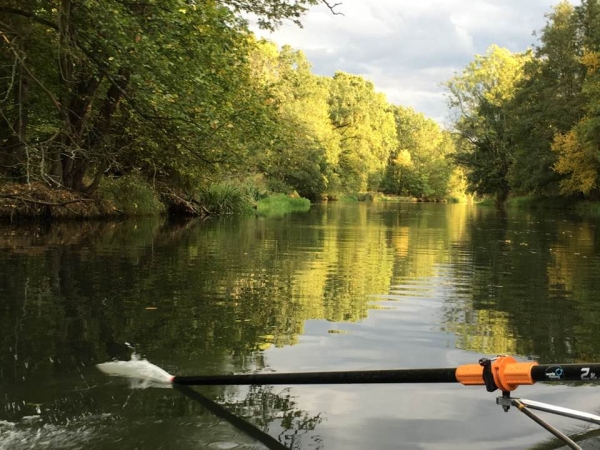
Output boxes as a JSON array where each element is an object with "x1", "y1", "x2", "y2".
[
  {"x1": 329, "y1": 72, "x2": 398, "y2": 193},
  {"x1": 504, "y1": 195, "x2": 600, "y2": 217},
  {"x1": 256, "y1": 194, "x2": 310, "y2": 216},
  {"x1": 0, "y1": 0, "x2": 335, "y2": 200},
  {"x1": 237, "y1": 174, "x2": 270, "y2": 202},
  {"x1": 1, "y1": 0, "x2": 463, "y2": 215},
  {"x1": 507, "y1": 2, "x2": 582, "y2": 195},
  {"x1": 356, "y1": 191, "x2": 389, "y2": 202},
  {"x1": 552, "y1": 123, "x2": 600, "y2": 197},
  {"x1": 381, "y1": 107, "x2": 458, "y2": 200},
  {"x1": 446, "y1": 168, "x2": 471, "y2": 203},
  {"x1": 357, "y1": 192, "x2": 376, "y2": 202},
  {"x1": 99, "y1": 175, "x2": 165, "y2": 216},
  {"x1": 505, "y1": 195, "x2": 574, "y2": 209},
  {"x1": 447, "y1": 0, "x2": 600, "y2": 203},
  {"x1": 339, "y1": 194, "x2": 359, "y2": 202},
  {"x1": 266, "y1": 178, "x2": 295, "y2": 195},
  {"x1": 196, "y1": 182, "x2": 254, "y2": 215},
  {"x1": 251, "y1": 42, "x2": 340, "y2": 200},
  {"x1": 447, "y1": 45, "x2": 532, "y2": 202},
  {"x1": 476, "y1": 198, "x2": 495, "y2": 207}
]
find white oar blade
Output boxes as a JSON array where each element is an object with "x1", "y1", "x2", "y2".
[{"x1": 96, "y1": 359, "x2": 173, "y2": 385}]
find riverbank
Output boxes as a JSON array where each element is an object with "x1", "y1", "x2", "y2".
[
  {"x1": 0, "y1": 181, "x2": 311, "y2": 221},
  {"x1": 506, "y1": 195, "x2": 600, "y2": 212},
  {"x1": 476, "y1": 195, "x2": 600, "y2": 216},
  {"x1": 0, "y1": 182, "x2": 115, "y2": 220}
]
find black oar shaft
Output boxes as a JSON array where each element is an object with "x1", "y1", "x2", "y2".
[
  {"x1": 171, "y1": 362, "x2": 600, "y2": 387},
  {"x1": 174, "y1": 384, "x2": 288, "y2": 450},
  {"x1": 173, "y1": 368, "x2": 458, "y2": 386}
]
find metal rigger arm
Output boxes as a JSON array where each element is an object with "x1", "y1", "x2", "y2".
[{"x1": 462, "y1": 356, "x2": 600, "y2": 450}]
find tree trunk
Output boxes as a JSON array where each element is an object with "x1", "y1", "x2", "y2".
[
  {"x1": 60, "y1": 75, "x2": 104, "y2": 191},
  {"x1": 1, "y1": 58, "x2": 30, "y2": 180},
  {"x1": 85, "y1": 70, "x2": 130, "y2": 194}
]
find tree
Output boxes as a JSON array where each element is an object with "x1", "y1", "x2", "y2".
[
  {"x1": 328, "y1": 72, "x2": 397, "y2": 193},
  {"x1": 249, "y1": 41, "x2": 340, "y2": 199},
  {"x1": 507, "y1": 1, "x2": 584, "y2": 195},
  {"x1": 222, "y1": 0, "x2": 342, "y2": 30},
  {"x1": 0, "y1": 0, "x2": 342, "y2": 194},
  {"x1": 552, "y1": 51, "x2": 600, "y2": 198},
  {"x1": 446, "y1": 45, "x2": 532, "y2": 201},
  {"x1": 382, "y1": 106, "x2": 455, "y2": 200},
  {"x1": 535, "y1": 0, "x2": 600, "y2": 199}
]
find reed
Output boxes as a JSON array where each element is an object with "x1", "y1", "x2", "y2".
[{"x1": 196, "y1": 181, "x2": 253, "y2": 215}]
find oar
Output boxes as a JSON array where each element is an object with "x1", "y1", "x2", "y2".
[
  {"x1": 97, "y1": 356, "x2": 600, "y2": 391},
  {"x1": 173, "y1": 384, "x2": 289, "y2": 450},
  {"x1": 95, "y1": 357, "x2": 289, "y2": 449},
  {"x1": 97, "y1": 356, "x2": 600, "y2": 450}
]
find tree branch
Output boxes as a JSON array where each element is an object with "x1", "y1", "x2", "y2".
[
  {"x1": 0, "y1": 7, "x2": 58, "y2": 31},
  {"x1": 321, "y1": 1, "x2": 343, "y2": 16},
  {"x1": 0, "y1": 194, "x2": 94, "y2": 206},
  {"x1": 0, "y1": 32, "x2": 63, "y2": 112}
]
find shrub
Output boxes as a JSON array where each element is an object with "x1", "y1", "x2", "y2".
[
  {"x1": 476, "y1": 198, "x2": 495, "y2": 207},
  {"x1": 238, "y1": 174, "x2": 269, "y2": 202},
  {"x1": 266, "y1": 178, "x2": 295, "y2": 195},
  {"x1": 99, "y1": 175, "x2": 165, "y2": 216},
  {"x1": 339, "y1": 194, "x2": 358, "y2": 202}
]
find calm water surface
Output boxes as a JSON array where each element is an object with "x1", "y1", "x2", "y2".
[{"x1": 2, "y1": 202, "x2": 600, "y2": 449}]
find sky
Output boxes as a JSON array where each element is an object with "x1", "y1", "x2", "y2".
[{"x1": 252, "y1": 0, "x2": 577, "y2": 126}]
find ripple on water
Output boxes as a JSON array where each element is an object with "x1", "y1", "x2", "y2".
[
  {"x1": 0, "y1": 415, "x2": 268, "y2": 450},
  {"x1": 0, "y1": 418, "x2": 97, "y2": 450}
]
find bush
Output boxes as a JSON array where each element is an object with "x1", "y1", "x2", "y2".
[
  {"x1": 359, "y1": 191, "x2": 389, "y2": 202},
  {"x1": 99, "y1": 175, "x2": 165, "y2": 216},
  {"x1": 476, "y1": 198, "x2": 495, "y2": 207},
  {"x1": 266, "y1": 178, "x2": 295, "y2": 195},
  {"x1": 358, "y1": 192, "x2": 374, "y2": 202},
  {"x1": 240, "y1": 177, "x2": 269, "y2": 203},
  {"x1": 339, "y1": 194, "x2": 358, "y2": 202}
]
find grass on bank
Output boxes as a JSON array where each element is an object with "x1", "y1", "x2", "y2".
[
  {"x1": 197, "y1": 181, "x2": 311, "y2": 217},
  {"x1": 256, "y1": 193, "x2": 311, "y2": 216},
  {"x1": 505, "y1": 195, "x2": 574, "y2": 209},
  {"x1": 196, "y1": 181, "x2": 254, "y2": 215}
]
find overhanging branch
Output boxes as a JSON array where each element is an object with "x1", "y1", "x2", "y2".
[
  {"x1": 321, "y1": 1, "x2": 343, "y2": 16},
  {"x1": 0, "y1": 194, "x2": 94, "y2": 206},
  {"x1": 0, "y1": 7, "x2": 58, "y2": 31}
]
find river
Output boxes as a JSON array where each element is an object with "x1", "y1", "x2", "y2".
[{"x1": 1, "y1": 202, "x2": 600, "y2": 449}]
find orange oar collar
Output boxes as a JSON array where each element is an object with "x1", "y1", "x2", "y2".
[{"x1": 456, "y1": 356, "x2": 537, "y2": 391}]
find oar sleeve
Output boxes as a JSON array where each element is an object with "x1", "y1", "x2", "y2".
[{"x1": 455, "y1": 356, "x2": 536, "y2": 391}]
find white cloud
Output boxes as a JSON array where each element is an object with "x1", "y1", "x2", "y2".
[{"x1": 252, "y1": 0, "x2": 577, "y2": 124}]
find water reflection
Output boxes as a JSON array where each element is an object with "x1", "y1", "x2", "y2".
[
  {"x1": 1, "y1": 203, "x2": 600, "y2": 449},
  {"x1": 443, "y1": 207, "x2": 600, "y2": 362}
]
